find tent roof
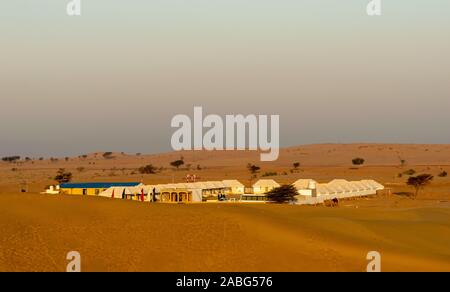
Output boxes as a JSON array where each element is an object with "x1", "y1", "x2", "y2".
[
  {"x1": 350, "y1": 181, "x2": 370, "y2": 190},
  {"x1": 361, "y1": 180, "x2": 384, "y2": 190},
  {"x1": 293, "y1": 179, "x2": 317, "y2": 189},
  {"x1": 222, "y1": 180, "x2": 245, "y2": 188},
  {"x1": 60, "y1": 182, "x2": 141, "y2": 189},
  {"x1": 203, "y1": 181, "x2": 225, "y2": 189},
  {"x1": 316, "y1": 184, "x2": 334, "y2": 194},
  {"x1": 328, "y1": 179, "x2": 350, "y2": 185},
  {"x1": 252, "y1": 179, "x2": 280, "y2": 188}
]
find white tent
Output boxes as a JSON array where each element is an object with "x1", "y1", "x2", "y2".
[
  {"x1": 361, "y1": 180, "x2": 384, "y2": 190},
  {"x1": 293, "y1": 179, "x2": 317, "y2": 189},
  {"x1": 330, "y1": 182, "x2": 353, "y2": 194},
  {"x1": 188, "y1": 182, "x2": 208, "y2": 189},
  {"x1": 253, "y1": 179, "x2": 280, "y2": 194},
  {"x1": 99, "y1": 186, "x2": 142, "y2": 199},
  {"x1": 222, "y1": 180, "x2": 245, "y2": 194},
  {"x1": 294, "y1": 179, "x2": 318, "y2": 196},
  {"x1": 191, "y1": 189, "x2": 203, "y2": 202}
]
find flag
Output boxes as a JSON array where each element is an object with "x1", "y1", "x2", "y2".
[{"x1": 111, "y1": 189, "x2": 115, "y2": 199}]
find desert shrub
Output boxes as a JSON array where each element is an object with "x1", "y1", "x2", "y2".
[
  {"x1": 293, "y1": 162, "x2": 300, "y2": 169},
  {"x1": 266, "y1": 185, "x2": 298, "y2": 204},
  {"x1": 438, "y1": 171, "x2": 448, "y2": 177},
  {"x1": 54, "y1": 168, "x2": 72, "y2": 184},
  {"x1": 139, "y1": 164, "x2": 157, "y2": 174},
  {"x1": 352, "y1": 158, "x2": 365, "y2": 166},
  {"x1": 170, "y1": 158, "x2": 184, "y2": 169},
  {"x1": 261, "y1": 171, "x2": 278, "y2": 177},
  {"x1": 403, "y1": 169, "x2": 416, "y2": 176}
]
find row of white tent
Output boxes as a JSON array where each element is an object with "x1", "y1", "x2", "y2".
[
  {"x1": 97, "y1": 178, "x2": 384, "y2": 203},
  {"x1": 98, "y1": 179, "x2": 246, "y2": 200},
  {"x1": 294, "y1": 179, "x2": 385, "y2": 205}
]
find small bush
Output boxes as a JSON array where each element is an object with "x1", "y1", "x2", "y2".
[
  {"x1": 171, "y1": 159, "x2": 184, "y2": 169},
  {"x1": 261, "y1": 171, "x2": 278, "y2": 177},
  {"x1": 352, "y1": 158, "x2": 365, "y2": 166},
  {"x1": 139, "y1": 164, "x2": 157, "y2": 174},
  {"x1": 403, "y1": 169, "x2": 416, "y2": 176},
  {"x1": 438, "y1": 171, "x2": 448, "y2": 177}
]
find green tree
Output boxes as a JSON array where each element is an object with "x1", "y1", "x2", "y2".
[
  {"x1": 407, "y1": 174, "x2": 433, "y2": 199},
  {"x1": 54, "y1": 168, "x2": 72, "y2": 184},
  {"x1": 247, "y1": 163, "x2": 260, "y2": 175},
  {"x1": 2, "y1": 156, "x2": 21, "y2": 163},
  {"x1": 266, "y1": 185, "x2": 298, "y2": 204},
  {"x1": 170, "y1": 158, "x2": 184, "y2": 169}
]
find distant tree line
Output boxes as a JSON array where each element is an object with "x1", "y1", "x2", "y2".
[{"x1": 2, "y1": 156, "x2": 21, "y2": 163}]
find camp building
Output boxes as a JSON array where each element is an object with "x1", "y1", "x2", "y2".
[{"x1": 60, "y1": 182, "x2": 142, "y2": 196}]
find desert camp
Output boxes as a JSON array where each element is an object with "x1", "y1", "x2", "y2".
[{"x1": 43, "y1": 177, "x2": 386, "y2": 205}]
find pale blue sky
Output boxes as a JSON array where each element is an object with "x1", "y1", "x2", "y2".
[{"x1": 1, "y1": 1, "x2": 449, "y2": 156}]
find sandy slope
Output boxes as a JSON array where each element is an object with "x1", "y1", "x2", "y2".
[
  {"x1": 1, "y1": 193, "x2": 449, "y2": 272},
  {"x1": 1, "y1": 144, "x2": 449, "y2": 271}
]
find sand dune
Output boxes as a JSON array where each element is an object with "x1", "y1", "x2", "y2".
[
  {"x1": 0, "y1": 193, "x2": 449, "y2": 272},
  {"x1": 1, "y1": 144, "x2": 449, "y2": 271}
]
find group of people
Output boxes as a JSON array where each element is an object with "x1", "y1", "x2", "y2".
[{"x1": 218, "y1": 193, "x2": 227, "y2": 201}]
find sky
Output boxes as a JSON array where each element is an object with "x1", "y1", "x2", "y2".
[{"x1": 1, "y1": 0, "x2": 449, "y2": 157}]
